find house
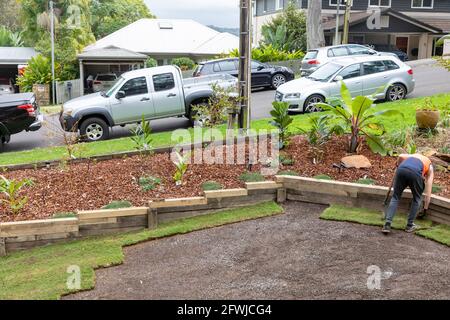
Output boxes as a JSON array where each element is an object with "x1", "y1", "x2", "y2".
[
  {"x1": 254, "y1": 0, "x2": 450, "y2": 60},
  {"x1": 0, "y1": 47, "x2": 38, "y2": 92},
  {"x1": 83, "y1": 19, "x2": 240, "y2": 65}
]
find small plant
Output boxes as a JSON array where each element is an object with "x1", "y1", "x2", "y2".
[
  {"x1": 52, "y1": 212, "x2": 77, "y2": 219},
  {"x1": 279, "y1": 153, "x2": 294, "y2": 166},
  {"x1": 318, "y1": 82, "x2": 400, "y2": 155},
  {"x1": 130, "y1": 115, "x2": 153, "y2": 154},
  {"x1": 313, "y1": 174, "x2": 333, "y2": 180},
  {"x1": 239, "y1": 171, "x2": 265, "y2": 182},
  {"x1": 270, "y1": 101, "x2": 293, "y2": 149},
  {"x1": 384, "y1": 125, "x2": 417, "y2": 155},
  {"x1": 0, "y1": 175, "x2": 34, "y2": 214},
  {"x1": 419, "y1": 98, "x2": 439, "y2": 111},
  {"x1": 173, "y1": 150, "x2": 189, "y2": 186},
  {"x1": 356, "y1": 178, "x2": 375, "y2": 185},
  {"x1": 201, "y1": 181, "x2": 223, "y2": 191},
  {"x1": 277, "y1": 170, "x2": 298, "y2": 176},
  {"x1": 432, "y1": 184, "x2": 442, "y2": 194},
  {"x1": 102, "y1": 200, "x2": 133, "y2": 209},
  {"x1": 138, "y1": 176, "x2": 161, "y2": 192}
]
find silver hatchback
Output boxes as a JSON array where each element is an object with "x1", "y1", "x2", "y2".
[{"x1": 276, "y1": 55, "x2": 415, "y2": 113}]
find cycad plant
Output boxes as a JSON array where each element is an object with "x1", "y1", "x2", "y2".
[
  {"x1": 317, "y1": 82, "x2": 401, "y2": 155},
  {"x1": 270, "y1": 101, "x2": 293, "y2": 149}
]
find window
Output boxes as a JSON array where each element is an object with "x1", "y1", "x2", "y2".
[
  {"x1": 338, "y1": 64, "x2": 361, "y2": 79},
  {"x1": 120, "y1": 77, "x2": 148, "y2": 96},
  {"x1": 369, "y1": 0, "x2": 391, "y2": 7},
  {"x1": 152, "y1": 73, "x2": 175, "y2": 92},
  {"x1": 329, "y1": 0, "x2": 345, "y2": 6},
  {"x1": 218, "y1": 60, "x2": 237, "y2": 72},
  {"x1": 276, "y1": 0, "x2": 283, "y2": 10},
  {"x1": 383, "y1": 60, "x2": 400, "y2": 71},
  {"x1": 328, "y1": 46, "x2": 349, "y2": 57},
  {"x1": 362, "y1": 61, "x2": 387, "y2": 75},
  {"x1": 304, "y1": 50, "x2": 318, "y2": 59},
  {"x1": 251, "y1": 61, "x2": 264, "y2": 69},
  {"x1": 411, "y1": 0, "x2": 433, "y2": 8},
  {"x1": 348, "y1": 45, "x2": 373, "y2": 55}
]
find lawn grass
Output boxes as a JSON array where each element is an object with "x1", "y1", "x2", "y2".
[
  {"x1": 320, "y1": 205, "x2": 450, "y2": 247},
  {"x1": 39, "y1": 105, "x2": 62, "y2": 115},
  {"x1": 0, "y1": 201, "x2": 283, "y2": 300},
  {"x1": 1, "y1": 92, "x2": 449, "y2": 166}
]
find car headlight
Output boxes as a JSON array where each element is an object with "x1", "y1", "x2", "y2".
[
  {"x1": 63, "y1": 108, "x2": 73, "y2": 116},
  {"x1": 284, "y1": 93, "x2": 301, "y2": 99}
]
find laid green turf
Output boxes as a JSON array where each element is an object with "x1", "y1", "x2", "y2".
[
  {"x1": 1, "y1": 93, "x2": 450, "y2": 166},
  {"x1": 0, "y1": 201, "x2": 283, "y2": 300},
  {"x1": 320, "y1": 204, "x2": 433, "y2": 230},
  {"x1": 416, "y1": 224, "x2": 450, "y2": 247}
]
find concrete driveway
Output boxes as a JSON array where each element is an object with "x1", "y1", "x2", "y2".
[{"x1": 4, "y1": 60, "x2": 450, "y2": 153}]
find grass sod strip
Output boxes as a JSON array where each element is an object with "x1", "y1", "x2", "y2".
[
  {"x1": 2, "y1": 92, "x2": 450, "y2": 166},
  {"x1": 320, "y1": 205, "x2": 450, "y2": 247},
  {"x1": 0, "y1": 201, "x2": 283, "y2": 300}
]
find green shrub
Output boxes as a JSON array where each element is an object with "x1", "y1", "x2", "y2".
[
  {"x1": 52, "y1": 212, "x2": 77, "y2": 219},
  {"x1": 313, "y1": 174, "x2": 333, "y2": 180},
  {"x1": 102, "y1": 200, "x2": 133, "y2": 210},
  {"x1": 171, "y1": 57, "x2": 196, "y2": 71},
  {"x1": 16, "y1": 55, "x2": 53, "y2": 92},
  {"x1": 356, "y1": 178, "x2": 375, "y2": 185},
  {"x1": 138, "y1": 176, "x2": 161, "y2": 192},
  {"x1": 145, "y1": 57, "x2": 157, "y2": 68},
  {"x1": 130, "y1": 115, "x2": 153, "y2": 153},
  {"x1": 230, "y1": 45, "x2": 304, "y2": 63},
  {"x1": 202, "y1": 181, "x2": 223, "y2": 191},
  {"x1": 277, "y1": 170, "x2": 298, "y2": 176},
  {"x1": 0, "y1": 175, "x2": 34, "y2": 214},
  {"x1": 239, "y1": 172, "x2": 265, "y2": 182},
  {"x1": 270, "y1": 101, "x2": 293, "y2": 149}
]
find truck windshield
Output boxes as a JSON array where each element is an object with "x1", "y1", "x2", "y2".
[{"x1": 105, "y1": 77, "x2": 125, "y2": 97}]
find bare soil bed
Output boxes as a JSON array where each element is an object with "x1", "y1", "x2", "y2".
[
  {"x1": 1, "y1": 135, "x2": 449, "y2": 222},
  {"x1": 63, "y1": 202, "x2": 450, "y2": 300}
]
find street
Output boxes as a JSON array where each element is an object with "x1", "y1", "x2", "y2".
[{"x1": 3, "y1": 61, "x2": 450, "y2": 154}]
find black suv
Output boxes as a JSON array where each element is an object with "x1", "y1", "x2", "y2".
[
  {"x1": 193, "y1": 58, "x2": 295, "y2": 89},
  {"x1": 368, "y1": 44, "x2": 409, "y2": 62}
]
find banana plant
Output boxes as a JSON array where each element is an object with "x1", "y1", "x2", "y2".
[{"x1": 316, "y1": 82, "x2": 402, "y2": 155}]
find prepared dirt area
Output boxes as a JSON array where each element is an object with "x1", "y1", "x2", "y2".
[
  {"x1": 64, "y1": 202, "x2": 450, "y2": 300},
  {"x1": 1, "y1": 135, "x2": 449, "y2": 223}
]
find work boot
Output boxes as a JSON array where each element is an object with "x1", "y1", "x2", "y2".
[
  {"x1": 382, "y1": 223, "x2": 391, "y2": 234},
  {"x1": 405, "y1": 223, "x2": 418, "y2": 233}
]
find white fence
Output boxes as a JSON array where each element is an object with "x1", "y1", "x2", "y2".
[{"x1": 56, "y1": 79, "x2": 82, "y2": 104}]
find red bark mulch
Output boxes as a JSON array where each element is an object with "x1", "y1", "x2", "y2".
[{"x1": 1, "y1": 135, "x2": 448, "y2": 223}]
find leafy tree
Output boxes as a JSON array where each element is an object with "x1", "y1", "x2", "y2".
[
  {"x1": 19, "y1": 0, "x2": 95, "y2": 80},
  {"x1": 91, "y1": 0, "x2": 155, "y2": 39},
  {"x1": 0, "y1": 26, "x2": 24, "y2": 47},
  {"x1": 145, "y1": 57, "x2": 157, "y2": 68},
  {"x1": 260, "y1": 0, "x2": 307, "y2": 52},
  {"x1": 171, "y1": 57, "x2": 196, "y2": 71},
  {"x1": 0, "y1": 0, "x2": 21, "y2": 32}
]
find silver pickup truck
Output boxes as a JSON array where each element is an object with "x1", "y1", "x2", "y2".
[{"x1": 60, "y1": 65, "x2": 237, "y2": 141}]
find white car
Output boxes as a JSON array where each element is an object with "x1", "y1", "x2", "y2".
[
  {"x1": 92, "y1": 73, "x2": 117, "y2": 93},
  {"x1": 0, "y1": 78, "x2": 14, "y2": 95},
  {"x1": 276, "y1": 55, "x2": 415, "y2": 113}
]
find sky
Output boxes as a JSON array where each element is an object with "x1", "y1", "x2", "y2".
[{"x1": 145, "y1": 0, "x2": 240, "y2": 28}]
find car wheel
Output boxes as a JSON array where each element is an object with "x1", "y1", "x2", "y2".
[
  {"x1": 386, "y1": 83, "x2": 407, "y2": 102},
  {"x1": 271, "y1": 74, "x2": 287, "y2": 89},
  {"x1": 79, "y1": 117, "x2": 110, "y2": 142},
  {"x1": 304, "y1": 95, "x2": 325, "y2": 113}
]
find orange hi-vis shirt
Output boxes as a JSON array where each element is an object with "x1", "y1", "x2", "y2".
[{"x1": 399, "y1": 154, "x2": 432, "y2": 177}]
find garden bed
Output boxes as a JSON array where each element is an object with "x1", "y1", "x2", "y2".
[{"x1": 1, "y1": 135, "x2": 449, "y2": 223}]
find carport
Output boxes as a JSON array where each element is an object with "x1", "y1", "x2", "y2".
[
  {"x1": 0, "y1": 47, "x2": 38, "y2": 93},
  {"x1": 77, "y1": 46, "x2": 148, "y2": 95}
]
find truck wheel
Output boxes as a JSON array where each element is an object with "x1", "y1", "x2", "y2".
[{"x1": 79, "y1": 117, "x2": 110, "y2": 142}]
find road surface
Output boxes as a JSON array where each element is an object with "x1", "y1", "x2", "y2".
[{"x1": 3, "y1": 61, "x2": 450, "y2": 153}]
